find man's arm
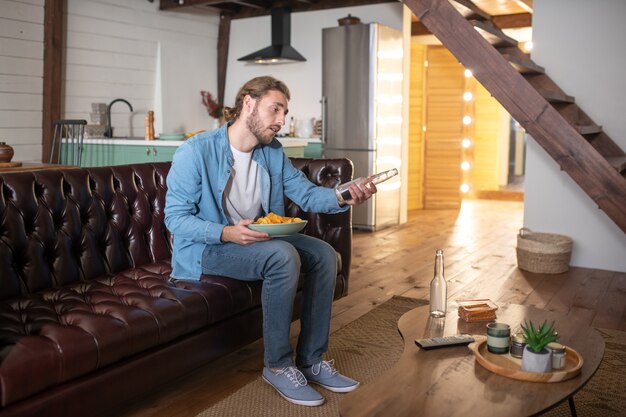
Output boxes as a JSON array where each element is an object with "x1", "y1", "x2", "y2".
[
  {"x1": 281, "y1": 155, "x2": 351, "y2": 214},
  {"x1": 164, "y1": 144, "x2": 225, "y2": 244},
  {"x1": 281, "y1": 155, "x2": 375, "y2": 211}
]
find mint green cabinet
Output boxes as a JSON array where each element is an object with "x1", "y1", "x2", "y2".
[
  {"x1": 81, "y1": 143, "x2": 178, "y2": 167},
  {"x1": 282, "y1": 146, "x2": 305, "y2": 158},
  {"x1": 79, "y1": 144, "x2": 122, "y2": 167},
  {"x1": 304, "y1": 142, "x2": 322, "y2": 158},
  {"x1": 79, "y1": 141, "x2": 316, "y2": 167},
  {"x1": 119, "y1": 145, "x2": 176, "y2": 164},
  {"x1": 151, "y1": 145, "x2": 177, "y2": 162}
]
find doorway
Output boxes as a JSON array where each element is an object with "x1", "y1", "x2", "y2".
[{"x1": 408, "y1": 42, "x2": 526, "y2": 209}]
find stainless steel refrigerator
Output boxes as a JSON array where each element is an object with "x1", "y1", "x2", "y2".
[{"x1": 322, "y1": 22, "x2": 403, "y2": 230}]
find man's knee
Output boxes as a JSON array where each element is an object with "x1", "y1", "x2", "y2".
[{"x1": 267, "y1": 241, "x2": 301, "y2": 273}]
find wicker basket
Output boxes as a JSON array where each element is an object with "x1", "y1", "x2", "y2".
[{"x1": 516, "y1": 228, "x2": 573, "y2": 274}]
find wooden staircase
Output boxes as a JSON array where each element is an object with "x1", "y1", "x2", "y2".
[{"x1": 404, "y1": 0, "x2": 626, "y2": 233}]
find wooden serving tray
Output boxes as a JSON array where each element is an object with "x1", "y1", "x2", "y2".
[{"x1": 468, "y1": 338, "x2": 583, "y2": 382}]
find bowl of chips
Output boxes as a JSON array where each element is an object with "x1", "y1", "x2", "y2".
[{"x1": 248, "y1": 213, "x2": 307, "y2": 237}]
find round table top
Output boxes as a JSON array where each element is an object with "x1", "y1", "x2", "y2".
[{"x1": 340, "y1": 303, "x2": 605, "y2": 417}]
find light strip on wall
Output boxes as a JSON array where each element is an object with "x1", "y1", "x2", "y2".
[
  {"x1": 377, "y1": 116, "x2": 403, "y2": 125},
  {"x1": 377, "y1": 137, "x2": 402, "y2": 146},
  {"x1": 377, "y1": 49, "x2": 404, "y2": 59},
  {"x1": 377, "y1": 73, "x2": 403, "y2": 81},
  {"x1": 377, "y1": 95, "x2": 403, "y2": 105},
  {"x1": 377, "y1": 181, "x2": 401, "y2": 191},
  {"x1": 376, "y1": 156, "x2": 402, "y2": 166}
]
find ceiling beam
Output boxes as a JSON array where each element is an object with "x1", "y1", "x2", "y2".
[
  {"x1": 235, "y1": 0, "x2": 396, "y2": 19},
  {"x1": 516, "y1": 0, "x2": 533, "y2": 12},
  {"x1": 231, "y1": 1, "x2": 266, "y2": 10},
  {"x1": 159, "y1": 0, "x2": 222, "y2": 10},
  {"x1": 160, "y1": 0, "x2": 396, "y2": 19}
]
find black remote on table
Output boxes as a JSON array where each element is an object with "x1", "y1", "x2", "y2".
[{"x1": 415, "y1": 334, "x2": 475, "y2": 350}]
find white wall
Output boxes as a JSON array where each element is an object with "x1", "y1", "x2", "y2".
[
  {"x1": 1, "y1": 2, "x2": 402, "y2": 159},
  {"x1": 225, "y1": 3, "x2": 404, "y2": 135},
  {"x1": 527, "y1": 0, "x2": 626, "y2": 271},
  {"x1": 63, "y1": 0, "x2": 218, "y2": 138},
  {"x1": 0, "y1": 0, "x2": 44, "y2": 162}
]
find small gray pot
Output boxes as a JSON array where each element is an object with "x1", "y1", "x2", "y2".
[{"x1": 521, "y1": 345, "x2": 552, "y2": 373}]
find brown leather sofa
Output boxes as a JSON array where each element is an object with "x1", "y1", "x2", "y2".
[{"x1": 0, "y1": 158, "x2": 353, "y2": 417}]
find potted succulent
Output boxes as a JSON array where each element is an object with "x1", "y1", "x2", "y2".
[{"x1": 520, "y1": 320, "x2": 558, "y2": 373}]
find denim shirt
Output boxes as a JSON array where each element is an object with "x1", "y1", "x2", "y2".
[{"x1": 164, "y1": 124, "x2": 348, "y2": 280}]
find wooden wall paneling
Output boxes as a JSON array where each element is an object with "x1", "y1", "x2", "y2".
[
  {"x1": 408, "y1": 41, "x2": 426, "y2": 210},
  {"x1": 423, "y1": 46, "x2": 463, "y2": 209},
  {"x1": 63, "y1": 0, "x2": 158, "y2": 138},
  {"x1": 0, "y1": 0, "x2": 46, "y2": 162},
  {"x1": 472, "y1": 80, "x2": 504, "y2": 191},
  {"x1": 62, "y1": 0, "x2": 218, "y2": 137}
]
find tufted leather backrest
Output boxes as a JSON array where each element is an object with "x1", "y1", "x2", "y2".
[
  {"x1": 0, "y1": 159, "x2": 353, "y2": 299},
  {"x1": 0, "y1": 163, "x2": 171, "y2": 300},
  {"x1": 288, "y1": 158, "x2": 353, "y2": 293}
]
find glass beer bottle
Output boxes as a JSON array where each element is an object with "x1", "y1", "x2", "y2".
[
  {"x1": 429, "y1": 249, "x2": 447, "y2": 317},
  {"x1": 335, "y1": 168, "x2": 398, "y2": 204}
]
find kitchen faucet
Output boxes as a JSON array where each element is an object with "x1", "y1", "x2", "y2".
[{"x1": 104, "y1": 98, "x2": 134, "y2": 138}]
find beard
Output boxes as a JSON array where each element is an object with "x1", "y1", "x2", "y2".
[{"x1": 246, "y1": 103, "x2": 276, "y2": 144}]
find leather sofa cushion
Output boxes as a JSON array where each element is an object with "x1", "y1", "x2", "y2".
[{"x1": 0, "y1": 262, "x2": 213, "y2": 406}]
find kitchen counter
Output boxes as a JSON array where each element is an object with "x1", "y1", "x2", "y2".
[
  {"x1": 79, "y1": 136, "x2": 320, "y2": 167},
  {"x1": 276, "y1": 137, "x2": 322, "y2": 146},
  {"x1": 83, "y1": 137, "x2": 320, "y2": 148},
  {"x1": 83, "y1": 138, "x2": 184, "y2": 147}
]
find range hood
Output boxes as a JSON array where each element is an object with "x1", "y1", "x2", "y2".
[{"x1": 238, "y1": 8, "x2": 306, "y2": 64}]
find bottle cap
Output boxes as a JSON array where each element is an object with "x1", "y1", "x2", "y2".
[
  {"x1": 547, "y1": 342, "x2": 565, "y2": 353},
  {"x1": 511, "y1": 333, "x2": 526, "y2": 343}
]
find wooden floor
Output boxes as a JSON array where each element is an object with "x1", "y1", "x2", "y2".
[{"x1": 117, "y1": 199, "x2": 626, "y2": 417}]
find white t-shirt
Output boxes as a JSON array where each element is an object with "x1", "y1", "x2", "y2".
[{"x1": 223, "y1": 145, "x2": 262, "y2": 224}]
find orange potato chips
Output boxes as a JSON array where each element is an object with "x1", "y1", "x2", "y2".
[{"x1": 255, "y1": 212, "x2": 303, "y2": 224}]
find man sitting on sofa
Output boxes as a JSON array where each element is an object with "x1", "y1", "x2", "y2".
[{"x1": 164, "y1": 76, "x2": 376, "y2": 407}]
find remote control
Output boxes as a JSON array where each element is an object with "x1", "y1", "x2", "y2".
[{"x1": 415, "y1": 334, "x2": 475, "y2": 350}]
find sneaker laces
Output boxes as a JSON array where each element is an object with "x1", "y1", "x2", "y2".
[
  {"x1": 318, "y1": 359, "x2": 338, "y2": 376},
  {"x1": 277, "y1": 366, "x2": 308, "y2": 387}
]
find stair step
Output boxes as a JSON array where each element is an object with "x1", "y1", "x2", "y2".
[
  {"x1": 503, "y1": 53, "x2": 545, "y2": 74},
  {"x1": 451, "y1": 0, "x2": 491, "y2": 20},
  {"x1": 405, "y1": 0, "x2": 626, "y2": 233},
  {"x1": 606, "y1": 156, "x2": 626, "y2": 173},
  {"x1": 537, "y1": 89, "x2": 575, "y2": 103},
  {"x1": 576, "y1": 124, "x2": 603, "y2": 135},
  {"x1": 470, "y1": 20, "x2": 518, "y2": 47}
]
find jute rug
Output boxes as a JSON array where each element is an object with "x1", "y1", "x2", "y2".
[
  {"x1": 195, "y1": 296, "x2": 626, "y2": 417},
  {"x1": 541, "y1": 326, "x2": 626, "y2": 417}
]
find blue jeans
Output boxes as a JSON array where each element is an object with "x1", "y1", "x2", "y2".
[{"x1": 201, "y1": 233, "x2": 337, "y2": 368}]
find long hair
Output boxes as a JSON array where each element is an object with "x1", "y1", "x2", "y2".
[{"x1": 222, "y1": 76, "x2": 291, "y2": 122}]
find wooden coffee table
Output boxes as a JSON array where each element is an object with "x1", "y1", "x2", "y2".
[{"x1": 340, "y1": 304, "x2": 604, "y2": 417}]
